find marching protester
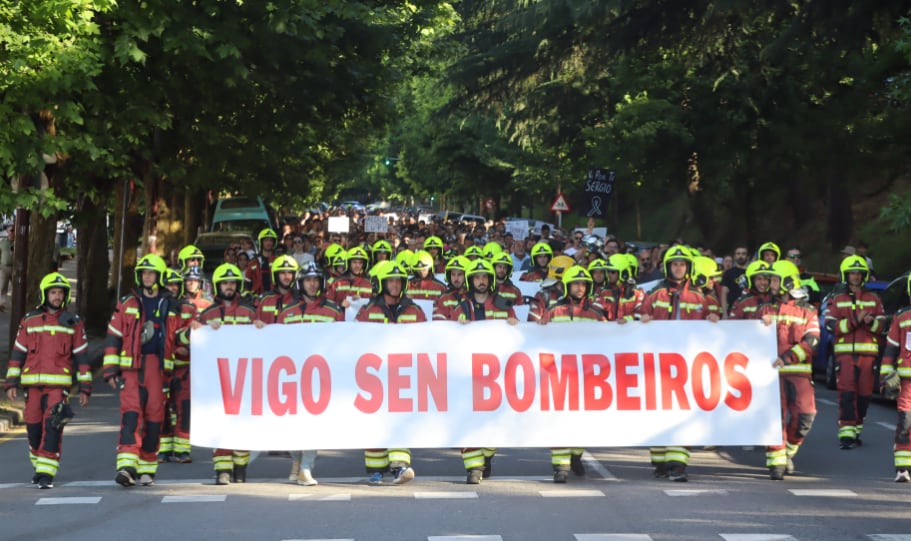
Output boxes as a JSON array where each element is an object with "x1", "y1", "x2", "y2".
[
  {"x1": 4, "y1": 273, "x2": 91, "y2": 489},
  {"x1": 880, "y1": 273, "x2": 911, "y2": 482}
]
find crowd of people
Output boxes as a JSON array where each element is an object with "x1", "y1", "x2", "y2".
[{"x1": 4, "y1": 209, "x2": 909, "y2": 491}]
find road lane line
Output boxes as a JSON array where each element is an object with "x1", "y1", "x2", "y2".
[
  {"x1": 789, "y1": 489, "x2": 856, "y2": 497},
  {"x1": 582, "y1": 450, "x2": 618, "y2": 480},
  {"x1": 817, "y1": 398, "x2": 838, "y2": 406},
  {"x1": 428, "y1": 536, "x2": 503, "y2": 541},
  {"x1": 161, "y1": 495, "x2": 227, "y2": 503},
  {"x1": 36, "y1": 497, "x2": 102, "y2": 505},
  {"x1": 415, "y1": 492, "x2": 479, "y2": 499},
  {"x1": 665, "y1": 489, "x2": 729, "y2": 496},
  {"x1": 877, "y1": 422, "x2": 896, "y2": 431},
  {"x1": 867, "y1": 536, "x2": 911, "y2": 541},
  {"x1": 719, "y1": 535, "x2": 797, "y2": 541},
  {"x1": 575, "y1": 535, "x2": 654, "y2": 541},
  {"x1": 288, "y1": 494, "x2": 351, "y2": 502},
  {"x1": 540, "y1": 489, "x2": 605, "y2": 498}
]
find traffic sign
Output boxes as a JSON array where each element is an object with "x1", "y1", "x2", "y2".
[
  {"x1": 551, "y1": 193, "x2": 571, "y2": 212},
  {"x1": 484, "y1": 197, "x2": 496, "y2": 210}
]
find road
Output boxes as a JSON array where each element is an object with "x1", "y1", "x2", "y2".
[{"x1": 0, "y1": 384, "x2": 907, "y2": 541}]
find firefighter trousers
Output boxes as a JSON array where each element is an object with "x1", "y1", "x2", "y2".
[
  {"x1": 766, "y1": 374, "x2": 816, "y2": 468},
  {"x1": 116, "y1": 355, "x2": 166, "y2": 476},
  {"x1": 835, "y1": 354, "x2": 875, "y2": 442},
  {"x1": 24, "y1": 386, "x2": 68, "y2": 479}
]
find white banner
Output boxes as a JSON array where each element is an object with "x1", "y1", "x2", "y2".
[
  {"x1": 505, "y1": 220, "x2": 528, "y2": 241},
  {"x1": 327, "y1": 216, "x2": 349, "y2": 233},
  {"x1": 364, "y1": 216, "x2": 388, "y2": 233},
  {"x1": 190, "y1": 321, "x2": 782, "y2": 450}
]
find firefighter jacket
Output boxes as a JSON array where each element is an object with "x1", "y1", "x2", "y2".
[
  {"x1": 173, "y1": 298, "x2": 201, "y2": 369},
  {"x1": 186, "y1": 290, "x2": 214, "y2": 313},
  {"x1": 453, "y1": 294, "x2": 516, "y2": 322},
  {"x1": 496, "y1": 280, "x2": 525, "y2": 306},
  {"x1": 519, "y1": 268, "x2": 548, "y2": 282},
  {"x1": 255, "y1": 289, "x2": 297, "y2": 324},
  {"x1": 729, "y1": 291, "x2": 774, "y2": 320},
  {"x1": 433, "y1": 289, "x2": 465, "y2": 321},
  {"x1": 245, "y1": 252, "x2": 276, "y2": 295},
  {"x1": 703, "y1": 287, "x2": 722, "y2": 318},
  {"x1": 527, "y1": 285, "x2": 562, "y2": 322},
  {"x1": 5, "y1": 307, "x2": 91, "y2": 395},
  {"x1": 596, "y1": 286, "x2": 638, "y2": 322},
  {"x1": 278, "y1": 296, "x2": 344, "y2": 323},
  {"x1": 406, "y1": 276, "x2": 447, "y2": 301},
  {"x1": 881, "y1": 306, "x2": 911, "y2": 379},
  {"x1": 198, "y1": 298, "x2": 257, "y2": 327},
  {"x1": 103, "y1": 291, "x2": 180, "y2": 380},
  {"x1": 433, "y1": 258, "x2": 446, "y2": 275},
  {"x1": 355, "y1": 296, "x2": 427, "y2": 324},
  {"x1": 757, "y1": 298, "x2": 820, "y2": 376},
  {"x1": 327, "y1": 273, "x2": 372, "y2": 305},
  {"x1": 641, "y1": 279, "x2": 708, "y2": 320},
  {"x1": 824, "y1": 287, "x2": 885, "y2": 358},
  {"x1": 543, "y1": 297, "x2": 607, "y2": 323}
]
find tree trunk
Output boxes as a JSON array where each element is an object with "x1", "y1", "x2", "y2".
[
  {"x1": 75, "y1": 194, "x2": 113, "y2": 337},
  {"x1": 26, "y1": 207, "x2": 57, "y2": 307},
  {"x1": 826, "y1": 167, "x2": 853, "y2": 250},
  {"x1": 109, "y1": 180, "x2": 143, "y2": 298}
]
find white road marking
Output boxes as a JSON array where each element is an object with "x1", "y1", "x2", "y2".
[
  {"x1": 582, "y1": 450, "x2": 618, "y2": 481},
  {"x1": 877, "y1": 422, "x2": 897, "y2": 431},
  {"x1": 282, "y1": 538, "x2": 354, "y2": 541},
  {"x1": 575, "y1": 535, "x2": 654, "y2": 541},
  {"x1": 665, "y1": 489, "x2": 729, "y2": 496},
  {"x1": 161, "y1": 495, "x2": 227, "y2": 503},
  {"x1": 414, "y1": 491, "x2": 479, "y2": 499},
  {"x1": 540, "y1": 489, "x2": 605, "y2": 498},
  {"x1": 867, "y1": 536, "x2": 911, "y2": 541},
  {"x1": 288, "y1": 493, "x2": 351, "y2": 502},
  {"x1": 428, "y1": 537, "x2": 503, "y2": 541},
  {"x1": 788, "y1": 489, "x2": 856, "y2": 497},
  {"x1": 36, "y1": 497, "x2": 102, "y2": 505},
  {"x1": 817, "y1": 398, "x2": 838, "y2": 406},
  {"x1": 719, "y1": 535, "x2": 797, "y2": 541},
  {"x1": 0, "y1": 483, "x2": 22, "y2": 489}
]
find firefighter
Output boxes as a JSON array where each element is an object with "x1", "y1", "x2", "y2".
[
  {"x1": 540, "y1": 265, "x2": 606, "y2": 482},
  {"x1": 158, "y1": 270, "x2": 191, "y2": 463},
  {"x1": 246, "y1": 227, "x2": 279, "y2": 295},
  {"x1": 355, "y1": 260, "x2": 427, "y2": 485},
  {"x1": 588, "y1": 258, "x2": 610, "y2": 297},
  {"x1": 452, "y1": 258, "x2": 518, "y2": 483},
  {"x1": 189, "y1": 263, "x2": 257, "y2": 485},
  {"x1": 327, "y1": 246, "x2": 372, "y2": 309},
  {"x1": 371, "y1": 239, "x2": 394, "y2": 265},
  {"x1": 879, "y1": 273, "x2": 911, "y2": 482},
  {"x1": 254, "y1": 254, "x2": 300, "y2": 325},
  {"x1": 279, "y1": 262, "x2": 345, "y2": 485},
  {"x1": 757, "y1": 241, "x2": 781, "y2": 264},
  {"x1": 693, "y1": 256, "x2": 723, "y2": 318},
  {"x1": 177, "y1": 244, "x2": 205, "y2": 272},
  {"x1": 824, "y1": 255, "x2": 885, "y2": 449},
  {"x1": 481, "y1": 241, "x2": 503, "y2": 262},
  {"x1": 433, "y1": 256, "x2": 469, "y2": 321},
  {"x1": 520, "y1": 242, "x2": 553, "y2": 281},
  {"x1": 182, "y1": 266, "x2": 213, "y2": 312},
  {"x1": 322, "y1": 243, "x2": 346, "y2": 282},
  {"x1": 527, "y1": 255, "x2": 575, "y2": 323},
  {"x1": 759, "y1": 260, "x2": 820, "y2": 480},
  {"x1": 596, "y1": 254, "x2": 638, "y2": 323},
  {"x1": 729, "y1": 261, "x2": 775, "y2": 320},
  {"x1": 640, "y1": 246, "x2": 718, "y2": 482},
  {"x1": 407, "y1": 250, "x2": 447, "y2": 301},
  {"x1": 490, "y1": 251, "x2": 524, "y2": 306},
  {"x1": 424, "y1": 235, "x2": 446, "y2": 273},
  {"x1": 103, "y1": 254, "x2": 180, "y2": 487},
  {"x1": 4, "y1": 272, "x2": 91, "y2": 489},
  {"x1": 463, "y1": 245, "x2": 483, "y2": 261}
]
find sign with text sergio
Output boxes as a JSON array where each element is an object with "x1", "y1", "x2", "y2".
[{"x1": 578, "y1": 168, "x2": 616, "y2": 218}]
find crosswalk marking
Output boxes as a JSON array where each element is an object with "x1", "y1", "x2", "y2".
[
  {"x1": 718, "y1": 533, "x2": 797, "y2": 541},
  {"x1": 161, "y1": 495, "x2": 226, "y2": 503},
  {"x1": 288, "y1": 493, "x2": 351, "y2": 502},
  {"x1": 414, "y1": 491, "x2": 479, "y2": 499},
  {"x1": 789, "y1": 489, "x2": 856, "y2": 497},
  {"x1": 582, "y1": 450, "x2": 618, "y2": 481},
  {"x1": 877, "y1": 422, "x2": 896, "y2": 431},
  {"x1": 575, "y1": 535, "x2": 653, "y2": 540},
  {"x1": 428, "y1": 536, "x2": 503, "y2": 541},
  {"x1": 281, "y1": 538, "x2": 354, "y2": 541},
  {"x1": 817, "y1": 398, "x2": 838, "y2": 406},
  {"x1": 36, "y1": 497, "x2": 101, "y2": 505},
  {"x1": 867, "y1": 536, "x2": 911, "y2": 540},
  {"x1": 0, "y1": 483, "x2": 21, "y2": 489},
  {"x1": 665, "y1": 489, "x2": 729, "y2": 496},
  {"x1": 540, "y1": 489, "x2": 605, "y2": 498}
]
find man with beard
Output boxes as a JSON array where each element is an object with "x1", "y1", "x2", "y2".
[{"x1": 720, "y1": 245, "x2": 749, "y2": 315}]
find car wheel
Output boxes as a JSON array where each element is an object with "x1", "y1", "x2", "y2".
[{"x1": 825, "y1": 349, "x2": 837, "y2": 390}]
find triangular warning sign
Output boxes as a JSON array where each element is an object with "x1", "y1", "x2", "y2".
[{"x1": 551, "y1": 193, "x2": 571, "y2": 212}]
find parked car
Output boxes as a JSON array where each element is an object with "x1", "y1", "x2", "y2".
[
  {"x1": 813, "y1": 271, "x2": 910, "y2": 392},
  {"x1": 193, "y1": 232, "x2": 257, "y2": 275},
  {"x1": 210, "y1": 196, "x2": 276, "y2": 233}
]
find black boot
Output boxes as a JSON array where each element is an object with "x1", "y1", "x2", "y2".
[
  {"x1": 233, "y1": 465, "x2": 247, "y2": 483},
  {"x1": 570, "y1": 454, "x2": 586, "y2": 476},
  {"x1": 482, "y1": 456, "x2": 493, "y2": 479}
]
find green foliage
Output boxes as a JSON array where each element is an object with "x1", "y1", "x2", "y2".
[{"x1": 879, "y1": 193, "x2": 911, "y2": 232}]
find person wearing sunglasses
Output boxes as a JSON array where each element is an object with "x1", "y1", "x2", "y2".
[{"x1": 784, "y1": 248, "x2": 820, "y2": 304}]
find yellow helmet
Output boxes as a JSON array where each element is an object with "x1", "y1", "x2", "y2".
[
  {"x1": 662, "y1": 245, "x2": 692, "y2": 278},
  {"x1": 135, "y1": 254, "x2": 168, "y2": 288},
  {"x1": 772, "y1": 260, "x2": 801, "y2": 292},
  {"x1": 411, "y1": 250, "x2": 434, "y2": 273},
  {"x1": 692, "y1": 256, "x2": 722, "y2": 289},
  {"x1": 839, "y1": 255, "x2": 869, "y2": 284},
  {"x1": 212, "y1": 263, "x2": 245, "y2": 293},
  {"x1": 424, "y1": 236, "x2": 444, "y2": 251},
  {"x1": 463, "y1": 245, "x2": 483, "y2": 260},
  {"x1": 588, "y1": 258, "x2": 610, "y2": 273},
  {"x1": 466, "y1": 258, "x2": 497, "y2": 293},
  {"x1": 257, "y1": 228, "x2": 279, "y2": 244},
  {"x1": 395, "y1": 249, "x2": 415, "y2": 272},
  {"x1": 490, "y1": 252, "x2": 514, "y2": 280},
  {"x1": 177, "y1": 244, "x2": 205, "y2": 271},
  {"x1": 164, "y1": 268, "x2": 184, "y2": 297},
  {"x1": 39, "y1": 272, "x2": 71, "y2": 306},
  {"x1": 346, "y1": 246, "x2": 370, "y2": 273},
  {"x1": 444, "y1": 255, "x2": 470, "y2": 288},
  {"x1": 371, "y1": 240, "x2": 393, "y2": 261},
  {"x1": 624, "y1": 253, "x2": 639, "y2": 277},
  {"x1": 547, "y1": 255, "x2": 576, "y2": 281},
  {"x1": 744, "y1": 260, "x2": 774, "y2": 290},
  {"x1": 607, "y1": 253, "x2": 631, "y2": 283},
  {"x1": 371, "y1": 260, "x2": 409, "y2": 299},
  {"x1": 270, "y1": 254, "x2": 300, "y2": 285},
  {"x1": 482, "y1": 241, "x2": 503, "y2": 260},
  {"x1": 562, "y1": 265, "x2": 593, "y2": 298},
  {"x1": 531, "y1": 242, "x2": 554, "y2": 264},
  {"x1": 757, "y1": 241, "x2": 781, "y2": 262}
]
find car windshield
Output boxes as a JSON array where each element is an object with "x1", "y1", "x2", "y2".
[
  {"x1": 881, "y1": 274, "x2": 910, "y2": 315},
  {"x1": 212, "y1": 220, "x2": 268, "y2": 232},
  {"x1": 218, "y1": 197, "x2": 261, "y2": 210}
]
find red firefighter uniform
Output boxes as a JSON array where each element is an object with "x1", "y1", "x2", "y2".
[
  {"x1": 824, "y1": 255, "x2": 885, "y2": 448},
  {"x1": 758, "y1": 260, "x2": 820, "y2": 480},
  {"x1": 246, "y1": 228, "x2": 280, "y2": 295},
  {"x1": 490, "y1": 252, "x2": 525, "y2": 306},
  {"x1": 196, "y1": 263, "x2": 257, "y2": 484},
  {"x1": 103, "y1": 255, "x2": 180, "y2": 487},
  {"x1": 729, "y1": 261, "x2": 775, "y2": 320},
  {"x1": 641, "y1": 246, "x2": 712, "y2": 482},
  {"x1": 542, "y1": 266, "x2": 606, "y2": 482},
  {"x1": 356, "y1": 261, "x2": 426, "y2": 485},
  {"x1": 4, "y1": 273, "x2": 91, "y2": 488},
  {"x1": 408, "y1": 250, "x2": 448, "y2": 301},
  {"x1": 327, "y1": 246, "x2": 373, "y2": 306},
  {"x1": 880, "y1": 286, "x2": 911, "y2": 480},
  {"x1": 519, "y1": 242, "x2": 553, "y2": 282},
  {"x1": 450, "y1": 259, "x2": 517, "y2": 483},
  {"x1": 159, "y1": 288, "x2": 205, "y2": 463},
  {"x1": 595, "y1": 255, "x2": 640, "y2": 322},
  {"x1": 433, "y1": 256, "x2": 469, "y2": 321}
]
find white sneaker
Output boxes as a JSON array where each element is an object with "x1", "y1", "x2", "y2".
[
  {"x1": 288, "y1": 460, "x2": 301, "y2": 482},
  {"x1": 392, "y1": 466, "x2": 415, "y2": 485},
  {"x1": 297, "y1": 468, "x2": 318, "y2": 486},
  {"x1": 139, "y1": 474, "x2": 155, "y2": 486},
  {"x1": 895, "y1": 469, "x2": 911, "y2": 483}
]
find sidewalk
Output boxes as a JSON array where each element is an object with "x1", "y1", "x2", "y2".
[{"x1": 0, "y1": 257, "x2": 106, "y2": 434}]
